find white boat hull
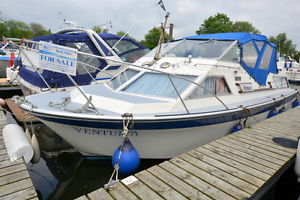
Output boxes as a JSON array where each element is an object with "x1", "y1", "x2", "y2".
[{"x1": 39, "y1": 108, "x2": 282, "y2": 159}]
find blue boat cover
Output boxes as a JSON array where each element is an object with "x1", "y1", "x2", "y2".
[
  {"x1": 19, "y1": 31, "x2": 146, "y2": 89},
  {"x1": 184, "y1": 32, "x2": 278, "y2": 85}
]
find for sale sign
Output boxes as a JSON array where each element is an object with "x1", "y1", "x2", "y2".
[{"x1": 39, "y1": 41, "x2": 77, "y2": 76}]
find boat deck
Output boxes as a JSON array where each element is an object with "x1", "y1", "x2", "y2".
[
  {"x1": 0, "y1": 110, "x2": 38, "y2": 200},
  {"x1": 77, "y1": 106, "x2": 300, "y2": 200}
]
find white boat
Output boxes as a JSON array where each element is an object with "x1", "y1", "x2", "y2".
[
  {"x1": 17, "y1": 28, "x2": 148, "y2": 95},
  {"x1": 277, "y1": 55, "x2": 300, "y2": 85},
  {"x1": 0, "y1": 38, "x2": 20, "y2": 79},
  {"x1": 17, "y1": 32, "x2": 298, "y2": 159}
]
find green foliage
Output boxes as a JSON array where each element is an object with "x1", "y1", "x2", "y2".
[
  {"x1": 1, "y1": 20, "x2": 31, "y2": 38},
  {"x1": 29, "y1": 23, "x2": 50, "y2": 37},
  {"x1": 196, "y1": 13, "x2": 233, "y2": 34},
  {"x1": 92, "y1": 26, "x2": 102, "y2": 33},
  {"x1": 140, "y1": 27, "x2": 172, "y2": 49},
  {"x1": 196, "y1": 13, "x2": 261, "y2": 34},
  {"x1": 0, "y1": 20, "x2": 50, "y2": 39},
  {"x1": 269, "y1": 33, "x2": 297, "y2": 58},
  {"x1": 116, "y1": 31, "x2": 128, "y2": 37},
  {"x1": 232, "y1": 21, "x2": 260, "y2": 34},
  {"x1": 92, "y1": 26, "x2": 108, "y2": 33}
]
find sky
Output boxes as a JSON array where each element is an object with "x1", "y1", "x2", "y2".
[{"x1": 1, "y1": 0, "x2": 300, "y2": 50}]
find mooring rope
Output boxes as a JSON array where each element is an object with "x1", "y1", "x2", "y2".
[{"x1": 104, "y1": 113, "x2": 133, "y2": 190}]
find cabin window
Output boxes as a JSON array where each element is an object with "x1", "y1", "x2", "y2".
[
  {"x1": 259, "y1": 44, "x2": 273, "y2": 70},
  {"x1": 108, "y1": 69, "x2": 139, "y2": 89},
  {"x1": 122, "y1": 73, "x2": 196, "y2": 99},
  {"x1": 272, "y1": 76, "x2": 288, "y2": 88},
  {"x1": 65, "y1": 42, "x2": 101, "y2": 75},
  {"x1": 242, "y1": 42, "x2": 258, "y2": 68},
  {"x1": 187, "y1": 77, "x2": 230, "y2": 99}
]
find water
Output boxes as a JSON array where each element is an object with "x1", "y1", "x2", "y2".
[{"x1": 26, "y1": 144, "x2": 164, "y2": 200}]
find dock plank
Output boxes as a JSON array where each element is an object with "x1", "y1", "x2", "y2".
[
  {"x1": 221, "y1": 136, "x2": 289, "y2": 161},
  {"x1": 4, "y1": 98, "x2": 38, "y2": 123},
  {"x1": 239, "y1": 130, "x2": 296, "y2": 154},
  {"x1": 179, "y1": 153, "x2": 256, "y2": 195},
  {"x1": 160, "y1": 161, "x2": 236, "y2": 200},
  {"x1": 170, "y1": 157, "x2": 250, "y2": 199},
  {"x1": 135, "y1": 170, "x2": 188, "y2": 200},
  {"x1": 0, "y1": 170, "x2": 30, "y2": 187},
  {"x1": 203, "y1": 144, "x2": 276, "y2": 175},
  {"x1": 214, "y1": 138, "x2": 286, "y2": 166},
  {"x1": 148, "y1": 165, "x2": 212, "y2": 200},
  {"x1": 107, "y1": 182, "x2": 139, "y2": 200},
  {"x1": 0, "y1": 187, "x2": 38, "y2": 200},
  {"x1": 87, "y1": 188, "x2": 114, "y2": 200},
  {"x1": 0, "y1": 178, "x2": 34, "y2": 197},
  {"x1": 0, "y1": 163, "x2": 27, "y2": 177},
  {"x1": 121, "y1": 175, "x2": 165, "y2": 200},
  {"x1": 0, "y1": 159, "x2": 23, "y2": 169},
  {"x1": 192, "y1": 147, "x2": 269, "y2": 182},
  {"x1": 226, "y1": 133, "x2": 294, "y2": 157},
  {"x1": 0, "y1": 111, "x2": 38, "y2": 200}
]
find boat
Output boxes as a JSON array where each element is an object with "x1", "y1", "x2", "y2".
[
  {"x1": 17, "y1": 28, "x2": 148, "y2": 95},
  {"x1": 17, "y1": 32, "x2": 298, "y2": 159},
  {"x1": 0, "y1": 38, "x2": 20, "y2": 79},
  {"x1": 277, "y1": 55, "x2": 300, "y2": 85}
]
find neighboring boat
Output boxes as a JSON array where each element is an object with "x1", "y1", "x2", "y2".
[
  {"x1": 0, "y1": 38, "x2": 20, "y2": 79},
  {"x1": 277, "y1": 55, "x2": 300, "y2": 85},
  {"x1": 17, "y1": 28, "x2": 148, "y2": 95},
  {"x1": 17, "y1": 32, "x2": 298, "y2": 159}
]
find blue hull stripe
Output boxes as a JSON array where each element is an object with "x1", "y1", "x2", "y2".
[{"x1": 35, "y1": 93, "x2": 296, "y2": 130}]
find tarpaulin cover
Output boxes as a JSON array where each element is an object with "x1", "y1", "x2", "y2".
[
  {"x1": 20, "y1": 31, "x2": 146, "y2": 89},
  {"x1": 184, "y1": 32, "x2": 278, "y2": 85}
]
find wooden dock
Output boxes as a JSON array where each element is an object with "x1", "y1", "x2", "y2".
[
  {"x1": 0, "y1": 110, "x2": 38, "y2": 200},
  {"x1": 4, "y1": 98, "x2": 38, "y2": 123},
  {"x1": 77, "y1": 106, "x2": 300, "y2": 200}
]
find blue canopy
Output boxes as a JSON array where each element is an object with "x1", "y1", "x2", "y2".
[
  {"x1": 19, "y1": 31, "x2": 146, "y2": 89},
  {"x1": 184, "y1": 32, "x2": 275, "y2": 46},
  {"x1": 184, "y1": 32, "x2": 278, "y2": 85}
]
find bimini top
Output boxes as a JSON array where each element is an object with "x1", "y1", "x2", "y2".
[
  {"x1": 184, "y1": 32, "x2": 277, "y2": 85},
  {"x1": 33, "y1": 32, "x2": 146, "y2": 57},
  {"x1": 19, "y1": 30, "x2": 147, "y2": 89}
]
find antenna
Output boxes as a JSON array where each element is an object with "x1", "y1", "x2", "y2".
[{"x1": 154, "y1": 12, "x2": 170, "y2": 60}]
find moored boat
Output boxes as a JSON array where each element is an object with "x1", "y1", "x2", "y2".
[
  {"x1": 17, "y1": 28, "x2": 148, "y2": 95},
  {"x1": 17, "y1": 32, "x2": 298, "y2": 159}
]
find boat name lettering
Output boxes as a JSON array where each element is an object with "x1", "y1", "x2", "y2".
[{"x1": 73, "y1": 127, "x2": 138, "y2": 136}]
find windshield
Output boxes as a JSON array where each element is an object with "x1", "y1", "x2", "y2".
[
  {"x1": 122, "y1": 72, "x2": 196, "y2": 99},
  {"x1": 105, "y1": 39, "x2": 148, "y2": 63},
  {"x1": 145, "y1": 39, "x2": 235, "y2": 59}
]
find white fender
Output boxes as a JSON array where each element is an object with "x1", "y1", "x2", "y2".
[
  {"x1": 25, "y1": 128, "x2": 32, "y2": 143},
  {"x1": 295, "y1": 137, "x2": 300, "y2": 182},
  {"x1": 31, "y1": 133, "x2": 40, "y2": 163},
  {"x1": 3, "y1": 124, "x2": 33, "y2": 163}
]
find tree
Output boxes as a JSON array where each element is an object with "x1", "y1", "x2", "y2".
[
  {"x1": 232, "y1": 21, "x2": 260, "y2": 34},
  {"x1": 1, "y1": 20, "x2": 32, "y2": 38},
  {"x1": 196, "y1": 13, "x2": 233, "y2": 34},
  {"x1": 92, "y1": 26, "x2": 107, "y2": 33},
  {"x1": 269, "y1": 33, "x2": 297, "y2": 58},
  {"x1": 116, "y1": 31, "x2": 129, "y2": 37},
  {"x1": 29, "y1": 23, "x2": 50, "y2": 37},
  {"x1": 0, "y1": 22, "x2": 8, "y2": 38},
  {"x1": 141, "y1": 27, "x2": 172, "y2": 49}
]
